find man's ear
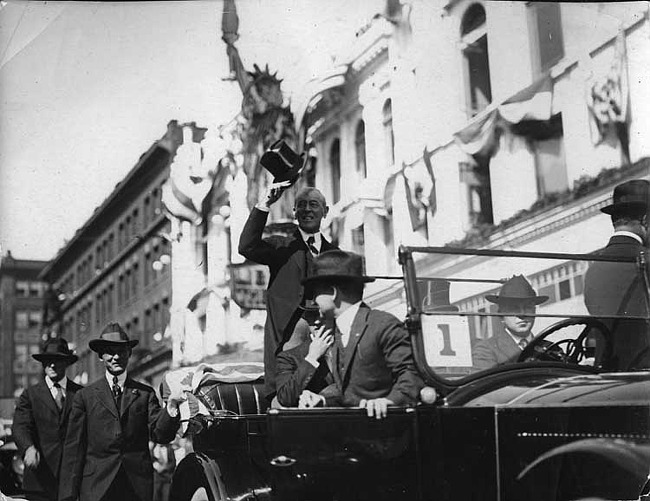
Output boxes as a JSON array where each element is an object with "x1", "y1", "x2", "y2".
[{"x1": 324, "y1": 206, "x2": 329, "y2": 218}]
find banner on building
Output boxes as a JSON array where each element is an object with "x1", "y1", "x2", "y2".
[{"x1": 586, "y1": 28, "x2": 629, "y2": 145}]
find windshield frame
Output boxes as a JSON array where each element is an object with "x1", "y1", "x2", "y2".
[{"x1": 398, "y1": 245, "x2": 650, "y2": 393}]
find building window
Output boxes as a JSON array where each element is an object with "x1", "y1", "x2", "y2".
[
  {"x1": 354, "y1": 120, "x2": 367, "y2": 178},
  {"x1": 16, "y1": 281, "x2": 29, "y2": 297},
  {"x1": 460, "y1": 158, "x2": 494, "y2": 226},
  {"x1": 28, "y1": 311, "x2": 41, "y2": 328},
  {"x1": 132, "y1": 263, "x2": 139, "y2": 297},
  {"x1": 351, "y1": 225, "x2": 365, "y2": 256},
  {"x1": 15, "y1": 311, "x2": 29, "y2": 329},
  {"x1": 522, "y1": 113, "x2": 568, "y2": 197},
  {"x1": 382, "y1": 99, "x2": 395, "y2": 168},
  {"x1": 330, "y1": 139, "x2": 341, "y2": 204},
  {"x1": 529, "y1": 2, "x2": 564, "y2": 75},
  {"x1": 461, "y1": 4, "x2": 492, "y2": 117}
]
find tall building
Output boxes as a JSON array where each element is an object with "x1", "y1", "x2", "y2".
[
  {"x1": 38, "y1": 121, "x2": 199, "y2": 387},
  {"x1": 290, "y1": 1, "x2": 650, "y2": 334},
  {"x1": 0, "y1": 252, "x2": 48, "y2": 397}
]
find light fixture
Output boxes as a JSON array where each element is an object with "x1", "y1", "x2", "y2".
[
  {"x1": 159, "y1": 254, "x2": 171, "y2": 265},
  {"x1": 152, "y1": 261, "x2": 163, "y2": 271}
]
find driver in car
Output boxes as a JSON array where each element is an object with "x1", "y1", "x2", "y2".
[{"x1": 472, "y1": 275, "x2": 549, "y2": 370}]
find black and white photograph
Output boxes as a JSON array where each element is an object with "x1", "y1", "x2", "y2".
[{"x1": 1, "y1": 1, "x2": 650, "y2": 500}]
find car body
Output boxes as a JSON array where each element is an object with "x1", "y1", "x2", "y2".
[{"x1": 170, "y1": 246, "x2": 650, "y2": 501}]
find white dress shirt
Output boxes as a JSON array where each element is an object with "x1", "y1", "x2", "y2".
[
  {"x1": 298, "y1": 228, "x2": 322, "y2": 255},
  {"x1": 46, "y1": 375, "x2": 67, "y2": 399},
  {"x1": 105, "y1": 371, "x2": 127, "y2": 390},
  {"x1": 336, "y1": 301, "x2": 362, "y2": 348}
]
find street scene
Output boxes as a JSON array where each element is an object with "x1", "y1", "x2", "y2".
[{"x1": 1, "y1": 1, "x2": 650, "y2": 500}]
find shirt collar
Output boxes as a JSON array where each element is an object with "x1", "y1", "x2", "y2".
[
  {"x1": 106, "y1": 371, "x2": 127, "y2": 387},
  {"x1": 336, "y1": 301, "x2": 362, "y2": 337},
  {"x1": 505, "y1": 328, "x2": 533, "y2": 349},
  {"x1": 299, "y1": 228, "x2": 321, "y2": 250},
  {"x1": 612, "y1": 230, "x2": 644, "y2": 245},
  {"x1": 46, "y1": 376, "x2": 67, "y2": 390}
]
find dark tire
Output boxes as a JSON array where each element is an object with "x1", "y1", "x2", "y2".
[{"x1": 170, "y1": 452, "x2": 227, "y2": 501}]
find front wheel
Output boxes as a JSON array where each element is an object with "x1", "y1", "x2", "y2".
[{"x1": 170, "y1": 453, "x2": 227, "y2": 501}]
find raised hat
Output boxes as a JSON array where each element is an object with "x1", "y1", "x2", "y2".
[
  {"x1": 88, "y1": 322, "x2": 139, "y2": 353},
  {"x1": 600, "y1": 179, "x2": 650, "y2": 215},
  {"x1": 485, "y1": 275, "x2": 548, "y2": 305},
  {"x1": 302, "y1": 250, "x2": 375, "y2": 288},
  {"x1": 260, "y1": 139, "x2": 307, "y2": 185},
  {"x1": 32, "y1": 337, "x2": 78, "y2": 364},
  {"x1": 417, "y1": 279, "x2": 459, "y2": 312}
]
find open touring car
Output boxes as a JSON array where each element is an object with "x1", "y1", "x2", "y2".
[{"x1": 169, "y1": 245, "x2": 650, "y2": 501}]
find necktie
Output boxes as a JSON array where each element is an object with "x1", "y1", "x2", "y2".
[
  {"x1": 306, "y1": 235, "x2": 319, "y2": 255},
  {"x1": 112, "y1": 376, "x2": 122, "y2": 407},
  {"x1": 518, "y1": 338, "x2": 528, "y2": 350},
  {"x1": 53, "y1": 382, "x2": 64, "y2": 411}
]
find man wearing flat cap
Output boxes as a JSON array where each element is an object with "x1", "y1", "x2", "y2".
[
  {"x1": 472, "y1": 275, "x2": 548, "y2": 370},
  {"x1": 13, "y1": 337, "x2": 82, "y2": 501},
  {"x1": 298, "y1": 250, "x2": 422, "y2": 419},
  {"x1": 584, "y1": 179, "x2": 650, "y2": 370},
  {"x1": 59, "y1": 323, "x2": 183, "y2": 501},
  {"x1": 238, "y1": 143, "x2": 337, "y2": 403}
]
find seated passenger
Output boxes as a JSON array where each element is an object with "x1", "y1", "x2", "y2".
[
  {"x1": 472, "y1": 275, "x2": 548, "y2": 370},
  {"x1": 275, "y1": 319, "x2": 334, "y2": 407},
  {"x1": 299, "y1": 250, "x2": 423, "y2": 419}
]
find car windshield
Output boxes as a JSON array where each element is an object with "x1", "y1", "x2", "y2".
[{"x1": 397, "y1": 246, "x2": 650, "y2": 386}]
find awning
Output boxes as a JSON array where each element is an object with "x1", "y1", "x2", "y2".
[{"x1": 293, "y1": 64, "x2": 349, "y2": 129}]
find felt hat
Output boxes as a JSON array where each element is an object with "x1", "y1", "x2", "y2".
[
  {"x1": 485, "y1": 275, "x2": 548, "y2": 305},
  {"x1": 32, "y1": 337, "x2": 78, "y2": 364},
  {"x1": 417, "y1": 279, "x2": 459, "y2": 312},
  {"x1": 600, "y1": 179, "x2": 650, "y2": 215},
  {"x1": 260, "y1": 139, "x2": 307, "y2": 185},
  {"x1": 302, "y1": 250, "x2": 375, "y2": 288},
  {"x1": 88, "y1": 322, "x2": 139, "y2": 353}
]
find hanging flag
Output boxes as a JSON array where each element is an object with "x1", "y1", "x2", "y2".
[
  {"x1": 422, "y1": 147, "x2": 437, "y2": 219},
  {"x1": 383, "y1": 169, "x2": 402, "y2": 215},
  {"x1": 586, "y1": 27, "x2": 629, "y2": 144},
  {"x1": 499, "y1": 74, "x2": 553, "y2": 124}
]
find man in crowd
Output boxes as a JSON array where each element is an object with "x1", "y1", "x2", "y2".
[
  {"x1": 472, "y1": 275, "x2": 548, "y2": 370},
  {"x1": 298, "y1": 250, "x2": 422, "y2": 419},
  {"x1": 584, "y1": 179, "x2": 650, "y2": 370},
  {"x1": 238, "y1": 182, "x2": 337, "y2": 402},
  {"x1": 59, "y1": 323, "x2": 183, "y2": 501},
  {"x1": 13, "y1": 338, "x2": 83, "y2": 501}
]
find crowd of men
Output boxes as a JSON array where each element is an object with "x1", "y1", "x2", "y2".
[{"x1": 7, "y1": 141, "x2": 650, "y2": 501}]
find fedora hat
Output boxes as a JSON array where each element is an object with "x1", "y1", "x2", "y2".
[
  {"x1": 260, "y1": 139, "x2": 307, "y2": 185},
  {"x1": 89, "y1": 322, "x2": 139, "y2": 353},
  {"x1": 32, "y1": 337, "x2": 78, "y2": 364},
  {"x1": 600, "y1": 179, "x2": 650, "y2": 215},
  {"x1": 417, "y1": 279, "x2": 459, "y2": 312},
  {"x1": 485, "y1": 275, "x2": 548, "y2": 305},
  {"x1": 302, "y1": 250, "x2": 375, "y2": 288}
]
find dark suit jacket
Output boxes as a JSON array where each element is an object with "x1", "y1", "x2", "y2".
[
  {"x1": 325, "y1": 304, "x2": 422, "y2": 407},
  {"x1": 584, "y1": 235, "x2": 650, "y2": 369},
  {"x1": 58, "y1": 376, "x2": 180, "y2": 501},
  {"x1": 275, "y1": 341, "x2": 334, "y2": 407},
  {"x1": 471, "y1": 328, "x2": 522, "y2": 370},
  {"x1": 13, "y1": 378, "x2": 83, "y2": 500},
  {"x1": 238, "y1": 208, "x2": 336, "y2": 396}
]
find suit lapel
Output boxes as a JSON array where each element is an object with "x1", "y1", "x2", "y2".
[
  {"x1": 120, "y1": 378, "x2": 140, "y2": 417},
  {"x1": 36, "y1": 380, "x2": 60, "y2": 417},
  {"x1": 94, "y1": 378, "x2": 119, "y2": 418},
  {"x1": 340, "y1": 304, "x2": 370, "y2": 382},
  {"x1": 497, "y1": 329, "x2": 521, "y2": 362}
]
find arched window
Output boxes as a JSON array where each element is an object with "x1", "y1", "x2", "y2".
[
  {"x1": 461, "y1": 4, "x2": 492, "y2": 117},
  {"x1": 382, "y1": 99, "x2": 395, "y2": 168},
  {"x1": 355, "y1": 120, "x2": 367, "y2": 178},
  {"x1": 330, "y1": 139, "x2": 341, "y2": 204}
]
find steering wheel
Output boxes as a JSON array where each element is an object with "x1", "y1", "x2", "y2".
[{"x1": 517, "y1": 317, "x2": 612, "y2": 365}]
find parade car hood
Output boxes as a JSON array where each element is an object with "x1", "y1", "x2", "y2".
[{"x1": 460, "y1": 371, "x2": 650, "y2": 407}]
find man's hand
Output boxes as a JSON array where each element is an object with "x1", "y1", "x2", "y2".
[
  {"x1": 359, "y1": 398, "x2": 394, "y2": 420},
  {"x1": 23, "y1": 445, "x2": 40, "y2": 468},
  {"x1": 305, "y1": 324, "x2": 334, "y2": 365},
  {"x1": 166, "y1": 386, "x2": 187, "y2": 418},
  {"x1": 298, "y1": 390, "x2": 326, "y2": 408},
  {"x1": 258, "y1": 180, "x2": 292, "y2": 209}
]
